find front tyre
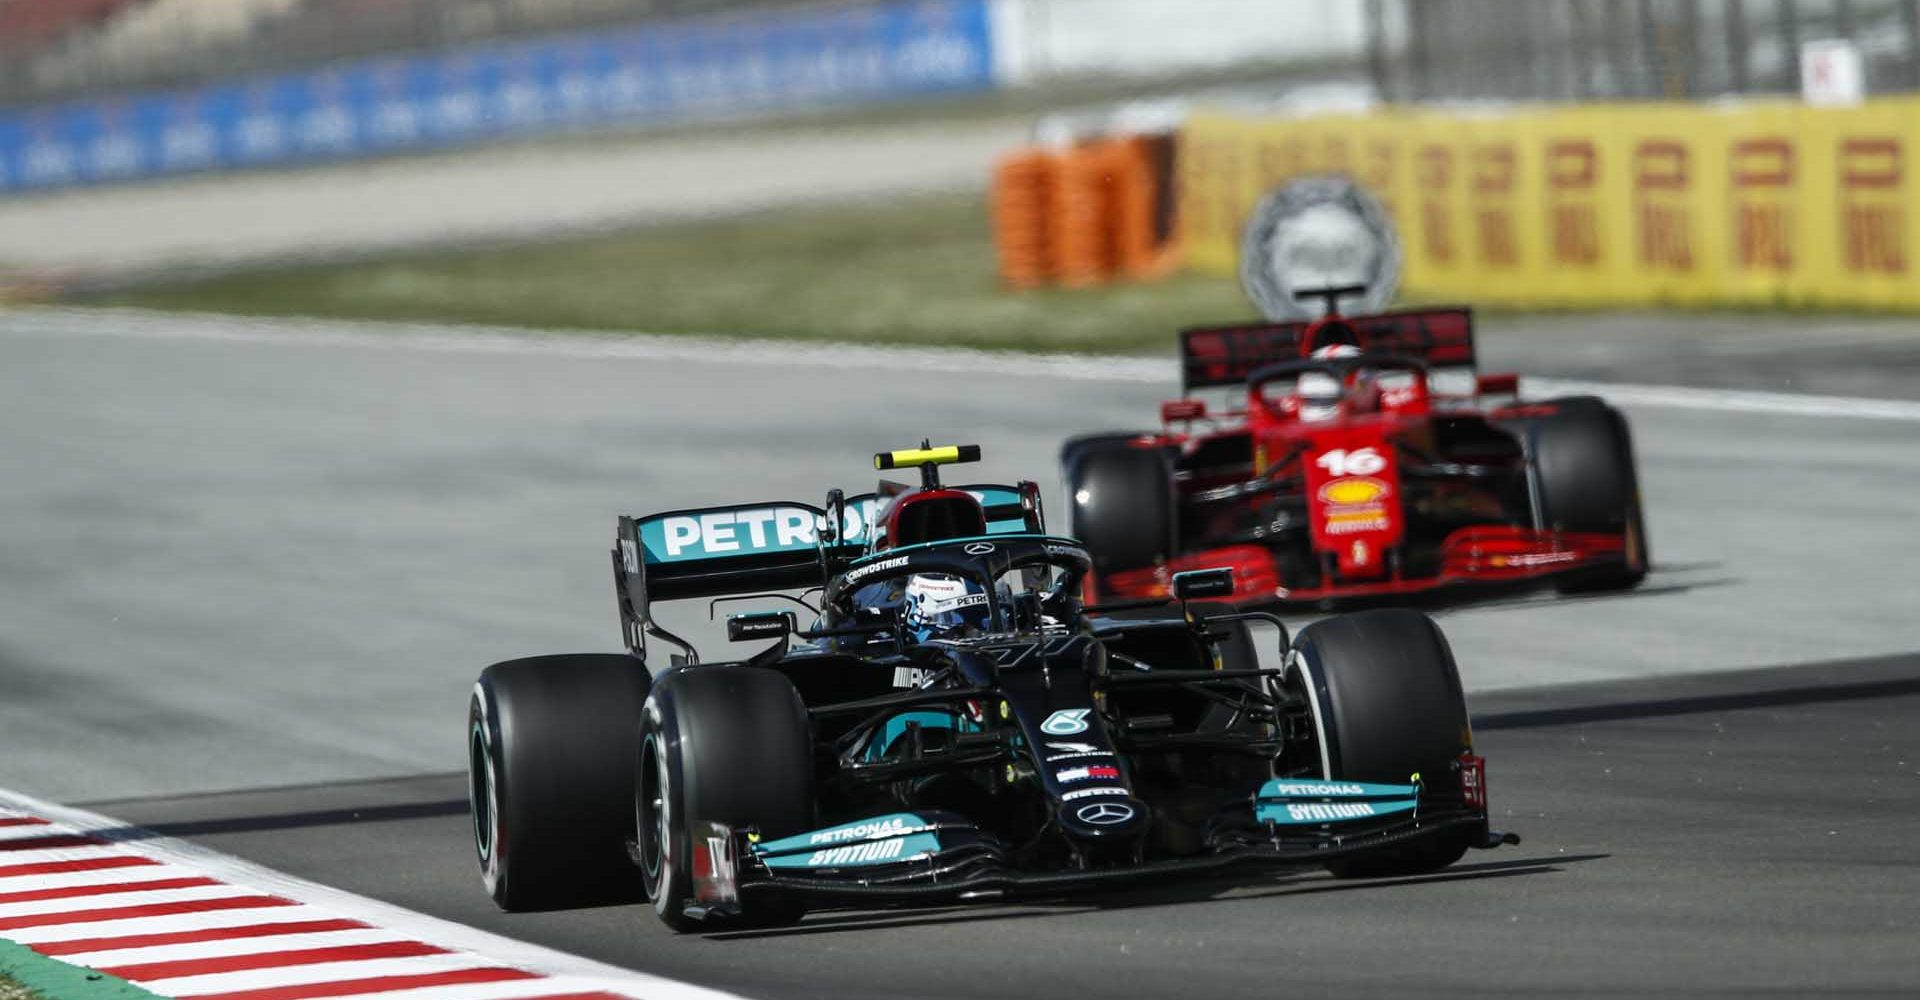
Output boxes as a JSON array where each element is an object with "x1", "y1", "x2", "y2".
[
  {"x1": 638, "y1": 666, "x2": 814, "y2": 932},
  {"x1": 469, "y1": 653, "x2": 651, "y2": 911},
  {"x1": 1061, "y1": 435, "x2": 1175, "y2": 583},
  {"x1": 1286, "y1": 609, "x2": 1476, "y2": 878},
  {"x1": 1525, "y1": 396, "x2": 1650, "y2": 593}
]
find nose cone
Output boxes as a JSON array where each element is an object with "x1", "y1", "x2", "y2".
[{"x1": 1058, "y1": 795, "x2": 1150, "y2": 839}]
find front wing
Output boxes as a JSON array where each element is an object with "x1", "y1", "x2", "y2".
[
  {"x1": 1101, "y1": 526, "x2": 1631, "y2": 604},
  {"x1": 681, "y1": 805, "x2": 1515, "y2": 917}
]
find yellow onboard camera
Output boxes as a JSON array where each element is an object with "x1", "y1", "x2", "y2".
[{"x1": 874, "y1": 443, "x2": 980, "y2": 488}]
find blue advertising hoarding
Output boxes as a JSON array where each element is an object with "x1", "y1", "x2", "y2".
[{"x1": 0, "y1": 0, "x2": 994, "y2": 195}]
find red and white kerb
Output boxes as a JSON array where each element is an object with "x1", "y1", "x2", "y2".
[{"x1": 0, "y1": 803, "x2": 728, "y2": 1000}]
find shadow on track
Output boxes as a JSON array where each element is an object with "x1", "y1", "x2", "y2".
[
  {"x1": 137, "y1": 799, "x2": 471, "y2": 837},
  {"x1": 705, "y1": 853, "x2": 1607, "y2": 941},
  {"x1": 1473, "y1": 651, "x2": 1920, "y2": 731},
  {"x1": 78, "y1": 654, "x2": 1920, "y2": 839},
  {"x1": 1266, "y1": 563, "x2": 1734, "y2": 619}
]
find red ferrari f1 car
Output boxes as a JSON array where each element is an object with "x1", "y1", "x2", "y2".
[{"x1": 1062, "y1": 288, "x2": 1649, "y2": 605}]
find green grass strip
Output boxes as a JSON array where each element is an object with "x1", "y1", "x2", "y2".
[
  {"x1": 0, "y1": 940, "x2": 164, "y2": 1000},
  {"x1": 102, "y1": 192, "x2": 1257, "y2": 355}
]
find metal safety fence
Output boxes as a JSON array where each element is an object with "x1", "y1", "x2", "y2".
[{"x1": 1365, "y1": 0, "x2": 1920, "y2": 103}]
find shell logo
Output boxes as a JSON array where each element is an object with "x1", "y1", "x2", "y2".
[{"x1": 1319, "y1": 477, "x2": 1389, "y2": 505}]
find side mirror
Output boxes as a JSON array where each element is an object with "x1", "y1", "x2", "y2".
[
  {"x1": 1018, "y1": 479, "x2": 1046, "y2": 533},
  {"x1": 1171, "y1": 568, "x2": 1235, "y2": 601},
  {"x1": 727, "y1": 611, "x2": 795, "y2": 643},
  {"x1": 820, "y1": 489, "x2": 845, "y2": 544}
]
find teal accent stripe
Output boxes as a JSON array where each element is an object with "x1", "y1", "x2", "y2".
[
  {"x1": 0, "y1": 939, "x2": 166, "y2": 1000},
  {"x1": 1255, "y1": 798, "x2": 1419, "y2": 826},
  {"x1": 866, "y1": 711, "x2": 963, "y2": 761}
]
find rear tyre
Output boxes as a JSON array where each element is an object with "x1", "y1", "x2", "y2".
[
  {"x1": 1061, "y1": 436, "x2": 1175, "y2": 582},
  {"x1": 1525, "y1": 396, "x2": 1650, "y2": 593},
  {"x1": 1286, "y1": 609, "x2": 1476, "y2": 878},
  {"x1": 469, "y1": 653, "x2": 652, "y2": 911},
  {"x1": 638, "y1": 666, "x2": 814, "y2": 932}
]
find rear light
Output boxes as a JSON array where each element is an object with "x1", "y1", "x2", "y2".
[
  {"x1": 1161, "y1": 399, "x2": 1207, "y2": 423},
  {"x1": 1459, "y1": 753, "x2": 1487, "y2": 810},
  {"x1": 1475, "y1": 373, "x2": 1520, "y2": 397}
]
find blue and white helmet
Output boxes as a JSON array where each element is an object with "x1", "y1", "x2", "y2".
[{"x1": 901, "y1": 573, "x2": 990, "y2": 641}]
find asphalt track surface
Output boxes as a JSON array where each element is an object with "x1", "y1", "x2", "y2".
[
  {"x1": 90, "y1": 657, "x2": 1920, "y2": 998},
  {"x1": 4, "y1": 306, "x2": 1920, "y2": 995}
]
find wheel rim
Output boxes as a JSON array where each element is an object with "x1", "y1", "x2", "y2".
[
  {"x1": 637, "y1": 733, "x2": 668, "y2": 891},
  {"x1": 468, "y1": 719, "x2": 496, "y2": 865},
  {"x1": 1284, "y1": 646, "x2": 1336, "y2": 780}
]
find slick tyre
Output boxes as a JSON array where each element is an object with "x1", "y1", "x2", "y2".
[
  {"x1": 1061, "y1": 435, "x2": 1175, "y2": 580},
  {"x1": 1525, "y1": 396, "x2": 1650, "y2": 593},
  {"x1": 1287, "y1": 609, "x2": 1476, "y2": 878},
  {"x1": 469, "y1": 653, "x2": 652, "y2": 911},
  {"x1": 637, "y1": 667, "x2": 814, "y2": 932}
]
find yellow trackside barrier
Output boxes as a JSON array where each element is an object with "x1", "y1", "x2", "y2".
[{"x1": 1179, "y1": 98, "x2": 1920, "y2": 312}]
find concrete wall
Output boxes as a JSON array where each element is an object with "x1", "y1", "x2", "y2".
[{"x1": 989, "y1": 0, "x2": 1368, "y2": 85}]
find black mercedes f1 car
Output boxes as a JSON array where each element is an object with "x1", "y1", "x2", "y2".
[{"x1": 467, "y1": 444, "x2": 1516, "y2": 930}]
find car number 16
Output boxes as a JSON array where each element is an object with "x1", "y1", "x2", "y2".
[{"x1": 1315, "y1": 447, "x2": 1386, "y2": 477}]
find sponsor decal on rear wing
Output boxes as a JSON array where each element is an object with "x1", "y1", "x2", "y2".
[
  {"x1": 618, "y1": 485, "x2": 1032, "y2": 606},
  {"x1": 1179, "y1": 307, "x2": 1476, "y2": 391}
]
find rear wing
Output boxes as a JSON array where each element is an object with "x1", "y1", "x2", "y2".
[
  {"x1": 614, "y1": 485, "x2": 1038, "y2": 656},
  {"x1": 1179, "y1": 307, "x2": 1475, "y2": 392}
]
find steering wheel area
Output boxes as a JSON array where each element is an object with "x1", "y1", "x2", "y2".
[{"x1": 823, "y1": 535, "x2": 1092, "y2": 637}]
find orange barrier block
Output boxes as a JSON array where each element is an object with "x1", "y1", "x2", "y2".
[
  {"x1": 1052, "y1": 144, "x2": 1119, "y2": 287},
  {"x1": 992, "y1": 134, "x2": 1182, "y2": 289},
  {"x1": 1109, "y1": 136, "x2": 1183, "y2": 279},
  {"x1": 991, "y1": 150, "x2": 1056, "y2": 289}
]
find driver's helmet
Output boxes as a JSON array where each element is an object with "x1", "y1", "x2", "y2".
[
  {"x1": 846, "y1": 488, "x2": 994, "y2": 639},
  {"x1": 1296, "y1": 344, "x2": 1362, "y2": 422},
  {"x1": 901, "y1": 573, "x2": 991, "y2": 641}
]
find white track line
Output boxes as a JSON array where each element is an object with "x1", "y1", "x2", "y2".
[
  {"x1": 0, "y1": 843, "x2": 141, "y2": 867},
  {"x1": 0, "y1": 863, "x2": 207, "y2": 894},
  {"x1": 0, "y1": 882, "x2": 258, "y2": 919},
  {"x1": 6, "y1": 305, "x2": 1919, "y2": 421},
  {"x1": 2, "y1": 906, "x2": 327, "y2": 946},
  {"x1": 141, "y1": 954, "x2": 507, "y2": 996},
  {"x1": 322, "y1": 977, "x2": 644, "y2": 1000},
  {"x1": 1525, "y1": 377, "x2": 1920, "y2": 422},
  {"x1": 0, "y1": 306, "x2": 1172, "y2": 383},
  {"x1": 0, "y1": 788, "x2": 743, "y2": 1000},
  {"x1": 60, "y1": 928, "x2": 415, "y2": 968}
]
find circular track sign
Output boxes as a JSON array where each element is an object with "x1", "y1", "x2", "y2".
[{"x1": 1237, "y1": 175, "x2": 1401, "y2": 321}]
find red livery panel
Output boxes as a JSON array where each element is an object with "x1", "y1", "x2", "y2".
[{"x1": 1067, "y1": 301, "x2": 1648, "y2": 606}]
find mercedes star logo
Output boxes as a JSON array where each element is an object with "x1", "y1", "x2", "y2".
[
  {"x1": 1076, "y1": 801, "x2": 1135, "y2": 826},
  {"x1": 963, "y1": 542, "x2": 996, "y2": 555}
]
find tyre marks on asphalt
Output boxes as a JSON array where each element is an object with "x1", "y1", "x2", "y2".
[{"x1": 0, "y1": 798, "x2": 735, "y2": 1000}]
